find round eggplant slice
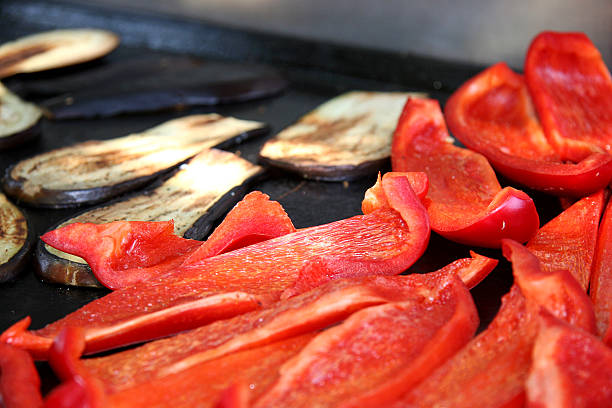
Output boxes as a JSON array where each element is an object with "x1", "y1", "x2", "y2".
[
  {"x1": 0, "y1": 29, "x2": 120, "y2": 79},
  {"x1": 2, "y1": 114, "x2": 268, "y2": 208},
  {"x1": 36, "y1": 149, "x2": 264, "y2": 287},
  {"x1": 0, "y1": 193, "x2": 33, "y2": 283},
  {"x1": 259, "y1": 91, "x2": 424, "y2": 181},
  {"x1": 0, "y1": 82, "x2": 42, "y2": 149}
]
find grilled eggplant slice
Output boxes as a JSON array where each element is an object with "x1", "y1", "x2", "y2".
[
  {"x1": 3, "y1": 114, "x2": 268, "y2": 208},
  {"x1": 0, "y1": 193, "x2": 32, "y2": 282},
  {"x1": 0, "y1": 29, "x2": 119, "y2": 79},
  {"x1": 35, "y1": 148, "x2": 264, "y2": 287},
  {"x1": 259, "y1": 91, "x2": 423, "y2": 181},
  {"x1": 0, "y1": 82, "x2": 42, "y2": 149}
]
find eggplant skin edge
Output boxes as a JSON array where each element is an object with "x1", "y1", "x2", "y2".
[
  {"x1": 34, "y1": 178, "x2": 265, "y2": 287},
  {"x1": 258, "y1": 155, "x2": 390, "y2": 182},
  {"x1": 0, "y1": 215, "x2": 34, "y2": 283},
  {"x1": 0, "y1": 118, "x2": 42, "y2": 151}
]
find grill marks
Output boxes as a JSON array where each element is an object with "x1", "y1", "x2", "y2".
[{"x1": 0, "y1": 44, "x2": 51, "y2": 77}]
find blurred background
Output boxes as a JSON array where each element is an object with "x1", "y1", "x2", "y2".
[{"x1": 64, "y1": 0, "x2": 612, "y2": 68}]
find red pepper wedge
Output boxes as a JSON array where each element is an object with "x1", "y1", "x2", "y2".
[
  {"x1": 525, "y1": 31, "x2": 612, "y2": 163},
  {"x1": 526, "y1": 311, "x2": 612, "y2": 408},
  {"x1": 386, "y1": 240, "x2": 595, "y2": 408},
  {"x1": 526, "y1": 189, "x2": 605, "y2": 290},
  {"x1": 4, "y1": 174, "x2": 430, "y2": 358},
  {"x1": 0, "y1": 343, "x2": 43, "y2": 408},
  {"x1": 392, "y1": 97, "x2": 539, "y2": 248},
  {"x1": 41, "y1": 191, "x2": 296, "y2": 290},
  {"x1": 590, "y1": 193, "x2": 612, "y2": 337},
  {"x1": 80, "y1": 256, "x2": 486, "y2": 394},
  {"x1": 254, "y1": 270, "x2": 477, "y2": 408},
  {"x1": 444, "y1": 62, "x2": 612, "y2": 196}
]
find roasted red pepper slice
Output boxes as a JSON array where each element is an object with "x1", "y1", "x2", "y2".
[
  {"x1": 254, "y1": 271, "x2": 477, "y2": 408},
  {"x1": 590, "y1": 193, "x2": 612, "y2": 337},
  {"x1": 0, "y1": 343, "x2": 43, "y2": 408},
  {"x1": 392, "y1": 97, "x2": 539, "y2": 248},
  {"x1": 526, "y1": 311, "x2": 612, "y2": 407},
  {"x1": 4, "y1": 174, "x2": 429, "y2": 358},
  {"x1": 525, "y1": 31, "x2": 612, "y2": 162},
  {"x1": 526, "y1": 189, "x2": 605, "y2": 290},
  {"x1": 444, "y1": 62, "x2": 612, "y2": 196},
  {"x1": 41, "y1": 191, "x2": 296, "y2": 289},
  {"x1": 387, "y1": 240, "x2": 595, "y2": 407}
]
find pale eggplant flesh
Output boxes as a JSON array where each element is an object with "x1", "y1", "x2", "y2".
[
  {"x1": 35, "y1": 148, "x2": 264, "y2": 287},
  {"x1": 0, "y1": 29, "x2": 119, "y2": 79},
  {"x1": 3, "y1": 114, "x2": 268, "y2": 208},
  {"x1": 0, "y1": 192, "x2": 33, "y2": 283},
  {"x1": 0, "y1": 81, "x2": 42, "y2": 149},
  {"x1": 259, "y1": 91, "x2": 424, "y2": 181}
]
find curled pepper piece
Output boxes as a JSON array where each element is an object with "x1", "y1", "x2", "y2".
[
  {"x1": 526, "y1": 189, "x2": 605, "y2": 290},
  {"x1": 444, "y1": 62, "x2": 612, "y2": 196},
  {"x1": 590, "y1": 194, "x2": 612, "y2": 337},
  {"x1": 392, "y1": 97, "x2": 539, "y2": 248},
  {"x1": 525, "y1": 31, "x2": 612, "y2": 162},
  {"x1": 41, "y1": 220, "x2": 201, "y2": 290},
  {"x1": 253, "y1": 271, "x2": 477, "y2": 408},
  {"x1": 41, "y1": 191, "x2": 296, "y2": 290},
  {"x1": 0, "y1": 343, "x2": 43, "y2": 408},
  {"x1": 388, "y1": 240, "x2": 595, "y2": 407},
  {"x1": 526, "y1": 311, "x2": 612, "y2": 408}
]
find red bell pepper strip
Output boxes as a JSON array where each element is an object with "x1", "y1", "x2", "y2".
[
  {"x1": 392, "y1": 97, "x2": 539, "y2": 248},
  {"x1": 590, "y1": 194, "x2": 612, "y2": 337},
  {"x1": 526, "y1": 311, "x2": 612, "y2": 408},
  {"x1": 80, "y1": 257, "x2": 483, "y2": 394},
  {"x1": 0, "y1": 343, "x2": 43, "y2": 408},
  {"x1": 526, "y1": 189, "x2": 605, "y2": 290},
  {"x1": 4, "y1": 174, "x2": 430, "y2": 359},
  {"x1": 444, "y1": 62, "x2": 612, "y2": 196},
  {"x1": 41, "y1": 191, "x2": 296, "y2": 290},
  {"x1": 386, "y1": 240, "x2": 595, "y2": 408},
  {"x1": 525, "y1": 31, "x2": 612, "y2": 163},
  {"x1": 214, "y1": 383, "x2": 250, "y2": 408},
  {"x1": 182, "y1": 191, "x2": 295, "y2": 265},
  {"x1": 254, "y1": 270, "x2": 477, "y2": 408}
]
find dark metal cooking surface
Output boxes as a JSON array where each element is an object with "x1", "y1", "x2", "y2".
[{"x1": 0, "y1": 0, "x2": 564, "y2": 394}]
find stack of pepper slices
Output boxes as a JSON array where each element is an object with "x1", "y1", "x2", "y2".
[{"x1": 2, "y1": 31, "x2": 612, "y2": 408}]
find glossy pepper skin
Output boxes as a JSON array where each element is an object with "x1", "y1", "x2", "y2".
[
  {"x1": 526, "y1": 311, "x2": 612, "y2": 408},
  {"x1": 590, "y1": 195, "x2": 612, "y2": 338},
  {"x1": 386, "y1": 240, "x2": 595, "y2": 408},
  {"x1": 444, "y1": 62, "x2": 612, "y2": 196},
  {"x1": 0, "y1": 343, "x2": 43, "y2": 408},
  {"x1": 525, "y1": 31, "x2": 612, "y2": 163},
  {"x1": 41, "y1": 191, "x2": 296, "y2": 290},
  {"x1": 526, "y1": 189, "x2": 605, "y2": 290},
  {"x1": 3, "y1": 174, "x2": 430, "y2": 359},
  {"x1": 392, "y1": 97, "x2": 540, "y2": 248}
]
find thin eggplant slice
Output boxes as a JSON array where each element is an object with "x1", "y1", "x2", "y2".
[
  {"x1": 0, "y1": 29, "x2": 119, "y2": 79},
  {"x1": 259, "y1": 91, "x2": 423, "y2": 181},
  {"x1": 0, "y1": 82, "x2": 42, "y2": 149},
  {"x1": 3, "y1": 114, "x2": 268, "y2": 208},
  {"x1": 0, "y1": 193, "x2": 33, "y2": 282},
  {"x1": 36, "y1": 149, "x2": 264, "y2": 287}
]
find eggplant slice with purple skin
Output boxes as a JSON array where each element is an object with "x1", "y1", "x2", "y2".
[
  {"x1": 3, "y1": 114, "x2": 268, "y2": 208},
  {"x1": 35, "y1": 56, "x2": 288, "y2": 119},
  {"x1": 0, "y1": 29, "x2": 119, "y2": 79},
  {"x1": 0, "y1": 82, "x2": 43, "y2": 150},
  {"x1": 0, "y1": 193, "x2": 33, "y2": 283},
  {"x1": 259, "y1": 91, "x2": 424, "y2": 181},
  {"x1": 36, "y1": 148, "x2": 264, "y2": 287}
]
